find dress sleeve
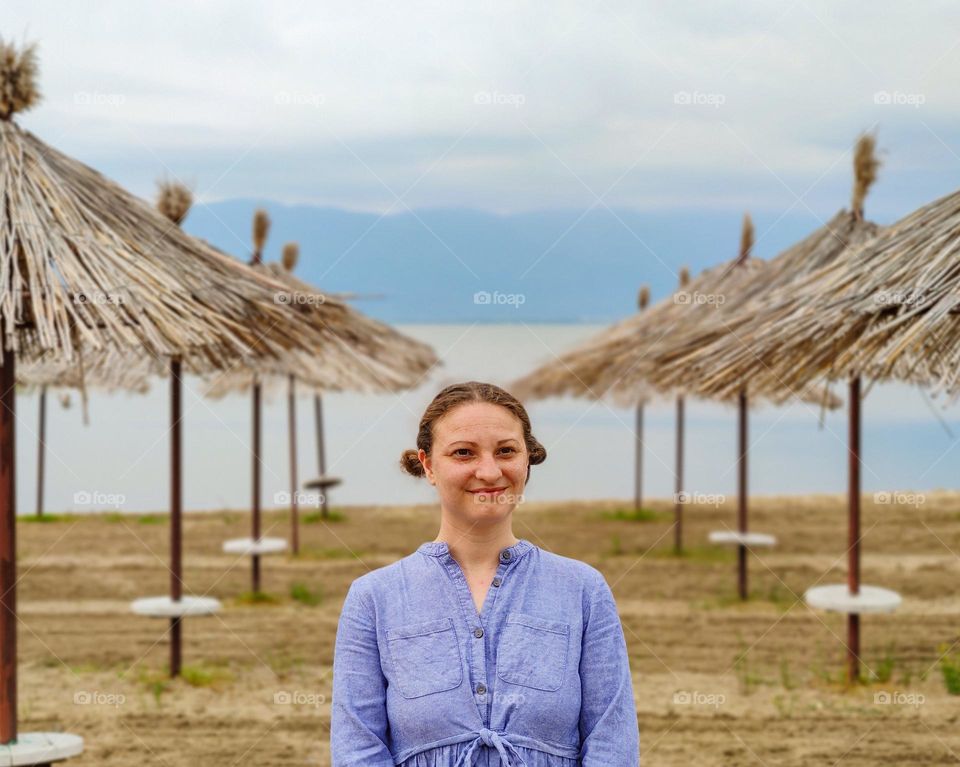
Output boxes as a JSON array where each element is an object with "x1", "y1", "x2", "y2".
[
  {"x1": 330, "y1": 580, "x2": 396, "y2": 766},
  {"x1": 577, "y1": 573, "x2": 641, "y2": 765}
]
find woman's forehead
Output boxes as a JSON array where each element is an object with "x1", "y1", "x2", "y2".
[{"x1": 434, "y1": 402, "x2": 523, "y2": 440}]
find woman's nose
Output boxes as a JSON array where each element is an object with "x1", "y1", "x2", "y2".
[{"x1": 474, "y1": 452, "x2": 502, "y2": 481}]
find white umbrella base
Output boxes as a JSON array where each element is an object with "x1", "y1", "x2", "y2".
[
  {"x1": 130, "y1": 596, "x2": 222, "y2": 618},
  {"x1": 709, "y1": 530, "x2": 777, "y2": 547},
  {"x1": 804, "y1": 584, "x2": 902, "y2": 614},
  {"x1": 222, "y1": 537, "x2": 287, "y2": 555},
  {"x1": 0, "y1": 732, "x2": 83, "y2": 766}
]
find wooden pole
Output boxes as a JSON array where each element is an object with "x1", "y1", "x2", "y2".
[
  {"x1": 252, "y1": 379, "x2": 262, "y2": 593},
  {"x1": 170, "y1": 357, "x2": 182, "y2": 677},
  {"x1": 288, "y1": 375, "x2": 299, "y2": 555},
  {"x1": 674, "y1": 395, "x2": 684, "y2": 554},
  {"x1": 848, "y1": 375, "x2": 862, "y2": 683},
  {"x1": 314, "y1": 394, "x2": 329, "y2": 519},
  {"x1": 1, "y1": 337, "x2": 17, "y2": 743},
  {"x1": 36, "y1": 385, "x2": 46, "y2": 518},
  {"x1": 738, "y1": 388, "x2": 748, "y2": 600},
  {"x1": 634, "y1": 404, "x2": 643, "y2": 512}
]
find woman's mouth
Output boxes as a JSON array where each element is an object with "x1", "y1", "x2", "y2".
[{"x1": 468, "y1": 487, "x2": 508, "y2": 495}]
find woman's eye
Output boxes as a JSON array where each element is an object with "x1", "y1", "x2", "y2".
[
  {"x1": 454, "y1": 449, "x2": 472, "y2": 457},
  {"x1": 499, "y1": 447, "x2": 516, "y2": 454}
]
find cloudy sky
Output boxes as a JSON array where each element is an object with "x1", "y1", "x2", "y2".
[{"x1": 6, "y1": 1, "x2": 960, "y2": 220}]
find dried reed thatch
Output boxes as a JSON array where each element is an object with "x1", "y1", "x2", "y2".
[
  {"x1": 204, "y1": 255, "x2": 439, "y2": 398},
  {"x1": 0, "y1": 47, "x2": 374, "y2": 374},
  {"x1": 625, "y1": 135, "x2": 886, "y2": 406}
]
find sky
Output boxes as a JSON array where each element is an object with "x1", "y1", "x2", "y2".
[{"x1": 6, "y1": 1, "x2": 960, "y2": 219}]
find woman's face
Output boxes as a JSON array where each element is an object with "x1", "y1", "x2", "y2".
[{"x1": 419, "y1": 402, "x2": 529, "y2": 526}]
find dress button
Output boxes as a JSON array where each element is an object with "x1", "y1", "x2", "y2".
[
  {"x1": 500, "y1": 549, "x2": 512, "y2": 561},
  {"x1": 474, "y1": 627, "x2": 484, "y2": 638},
  {"x1": 476, "y1": 683, "x2": 487, "y2": 695},
  {"x1": 492, "y1": 577, "x2": 502, "y2": 587}
]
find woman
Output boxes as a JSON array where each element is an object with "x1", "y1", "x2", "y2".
[{"x1": 331, "y1": 381, "x2": 640, "y2": 766}]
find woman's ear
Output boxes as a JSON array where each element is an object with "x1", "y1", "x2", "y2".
[{"x1": 418, "y1": 448, "x2": 435, "y2": 485}]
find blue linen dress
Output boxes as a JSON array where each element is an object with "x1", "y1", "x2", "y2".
[{"x1": 331, "y1": 539, "x2": 640, "y2": 766}]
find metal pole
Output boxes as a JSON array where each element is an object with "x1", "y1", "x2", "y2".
[
  {"x1": 738, "y1": 388, "x2": 748, "y2": 600},
  {"x1": 252, "y1": 380, "x2": 262, "y2": 593},
  {"x1": 288, "y1": 375, "x2": 299, "y2": 555},
  {"x1": 674, "y1": 395, "x2": 684, "y2": 554},
  {"x1": 848, "y1": 375, "x2": 861, "y2": 683},
  {"x1": 1, "y1": 338, "x2": 17, "y2": 743},
  {"x1": 314, "y1": 394, "x2": 328, "y2": 519},
  {"x1": 36, "y1": 385, "x2": 46, "y2": 518},
  {"x1": 634, "y1": 403, "x2": 643, "y2": 512},
  {"x1": 170, "y1": 357, "x2": 182, "y2": 677}
]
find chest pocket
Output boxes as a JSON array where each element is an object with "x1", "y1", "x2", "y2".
[
  {"x1": 497, "y1": 611, "x2": 570, "y2": 691},
  {"x1": 386, "y1": 617, "x2": 463, "y2": 699}
]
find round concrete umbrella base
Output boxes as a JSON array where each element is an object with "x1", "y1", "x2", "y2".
[
  {"x1": 130, "y1": 596, "x2": 222, "y2": 618},
  {"x1": 0, "y1": 732, "x2": 83, "y2": 766},
  {"x1": 709, "y1": 531, "x2": 777, "y2": 547},
  {"x1": 222, "y1": 537, "x2": 287, "y2": 556},
  {"x1": 804, "y1": 584, "x2": 901, "y2": 614}
]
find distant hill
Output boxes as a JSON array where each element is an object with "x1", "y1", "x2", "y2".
[{"x1": 183, "y1": 201, "x2": 848, "y2": 323}]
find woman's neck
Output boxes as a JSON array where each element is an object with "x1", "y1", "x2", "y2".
[{"x1": 433, "y1": 521, "x2": 519, "y2": 571}]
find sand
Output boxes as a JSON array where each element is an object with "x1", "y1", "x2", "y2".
[{"x1": 12, "y1": 492, "x2": 960, "y2": 765}]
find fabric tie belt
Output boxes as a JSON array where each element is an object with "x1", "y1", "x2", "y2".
[{"x1": 454, "y1": 728, "x2": 528, "y2": 766}]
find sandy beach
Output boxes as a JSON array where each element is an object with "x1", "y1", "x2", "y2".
[{"x1": 14, "y1": 492, "x2": 960, "y2": 765}]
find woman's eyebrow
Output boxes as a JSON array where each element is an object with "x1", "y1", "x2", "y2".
[{"x1": 448, "y1": 438, "x2": 520, "y2": 446}]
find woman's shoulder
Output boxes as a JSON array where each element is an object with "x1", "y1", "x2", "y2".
[{"x1": 532, "y1": 546, "x2": 611, "y2": 594}]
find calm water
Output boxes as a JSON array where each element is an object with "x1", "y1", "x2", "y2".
[{"x1": 14, "y1": 323, "x2": 960, "y2": 515}]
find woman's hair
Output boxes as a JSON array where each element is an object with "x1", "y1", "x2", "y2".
[{"x1": 400, "y1": 381, "x2": 547, "y2": 483}]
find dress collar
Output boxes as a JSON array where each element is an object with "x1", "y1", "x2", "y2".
[{"x1": 417, "y1": 538, "x2": 533, "y2": 562}]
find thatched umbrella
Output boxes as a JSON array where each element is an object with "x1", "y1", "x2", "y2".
[
  {"x1": 0, "y1": 38, "x2": 408, "y2": 752},
  {"x1": 207, "y1": 225, "x2": 439, "y2": 560},
  {"x1": 638, "y1": 135, "x2": 904, "y2": 682}
]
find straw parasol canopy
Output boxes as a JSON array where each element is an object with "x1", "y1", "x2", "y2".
[
  {"x1": 0, "y1": 42, "x2": 350, "y2": 371},
  {"x1": 509, "y1": 215, "x2": 822, "y2": 406},
  {"x1": 204, "y1": 255, "x2": 438, "y2": 398}
]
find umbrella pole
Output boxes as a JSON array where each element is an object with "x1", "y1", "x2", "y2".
[
  {"x1": 314, "y1": 394, "x2": 328, "y2": 519},
  {"x1": 1, "y1": 339, "x2": 17, "y2": 743},
  {"x1": 848, "y1": 375, "x2": 862, "y2": 683},
  {"x1": 634, "y1": 403, "x2": 643, "y2": 512},
  {"x1": 170, "y1": 357, "x2": 182, "y2": 677},
  {"x1": 252, "y1": 380, "x2": 262, "y2": 593},
  {"x1": 36, "y1": 385, "x2": 46, "y2": 518},
  {"x1": 738, "y1": 389, "x2": 748, "y2": 600},
  {"x1": 674, "y1": 395, "x2": 684, "y2": 554},
  {"x1": 288, "y1": 375, "x2": 299, "y2": 555}
]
